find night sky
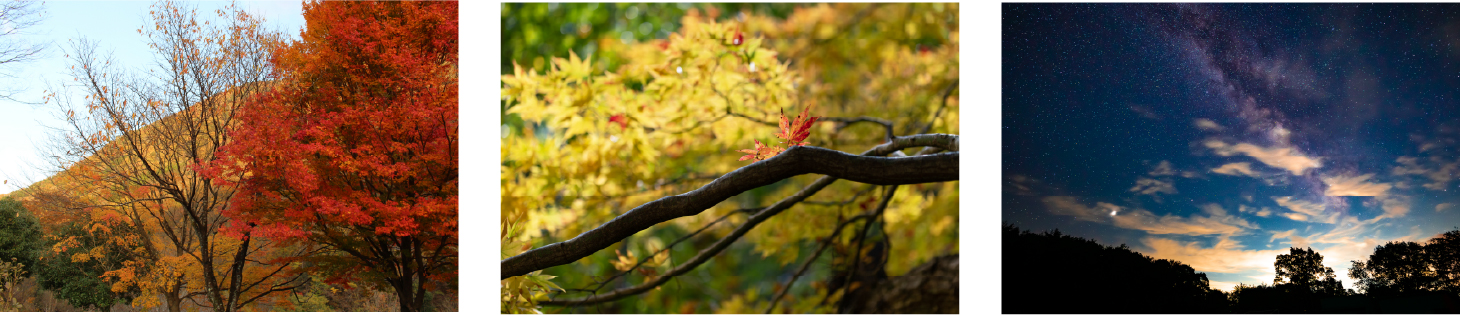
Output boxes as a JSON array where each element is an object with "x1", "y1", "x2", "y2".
[{"x1": 1003, "y1": 3, "x2": 1460, "y2": 292}]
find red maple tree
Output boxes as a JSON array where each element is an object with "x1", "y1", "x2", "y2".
[{"x1": 201, "y1": 1, "x2": 457, "y2": 311}]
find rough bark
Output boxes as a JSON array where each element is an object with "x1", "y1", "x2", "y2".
[{"x1": 844, "y1": 255, "x2": 959, "y2": 314}]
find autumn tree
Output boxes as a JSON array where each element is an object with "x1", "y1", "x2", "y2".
[
  {"x1": 202, "y1": 1, "x2": 458, "y2": 312},
  {"x1": 36, "y1": 221, "x2": 139, "y2": 311},
  {"x1": 1273, "y1": 247, "x2": 1344, "y2": 295},
  {"x1": 40, "y1": 0, "x2": 302, "y2": 311},
  {"x1": 502, "y1": 4, "x2": 958, "y2": 313}
]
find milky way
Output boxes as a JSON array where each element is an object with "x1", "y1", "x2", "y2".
[{"x1": 1004, "y1": 3, "x2": 1460, "y2": 291}]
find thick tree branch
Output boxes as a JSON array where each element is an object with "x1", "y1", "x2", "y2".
[
  {"x1": 532, "y1": 137, "x2": 955, "y2": 308},
  {"x1": 503, "y1": 134, "x2": 957, "y2": 280}
]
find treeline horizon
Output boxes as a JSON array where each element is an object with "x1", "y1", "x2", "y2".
[{"x1": 1004, "y1": 224, "x2": 1460, "y2": 313}]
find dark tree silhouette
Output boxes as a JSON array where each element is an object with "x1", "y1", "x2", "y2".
[
  {"x1": 1428, "y1": 230, "x2": 1460, "y2": 294},
  {"x1": 1002, "y1": 224, "x2": 1228, "y2": 313},
  {"x1": 1350, "y1": 241, "x2": 1436, "y2": 296},
  {"x1": 1273, "y1": 247, "x2": 1344, "y2": 295}
]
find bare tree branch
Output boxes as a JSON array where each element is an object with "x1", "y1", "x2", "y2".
[{"x1": 0, "y1": 0, "x2": 46, "y2": 103}]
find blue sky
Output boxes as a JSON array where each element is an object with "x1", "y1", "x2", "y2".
[
  {"x1": 0, "y1": 1, "x2": 305, "y2": 194},
  {"x1": 1004, "y1": 4, "x2": 1460, "y2": 292}
]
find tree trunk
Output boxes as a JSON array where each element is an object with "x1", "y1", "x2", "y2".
[
  {"x1": 164, "y1": 281, "x2": 182, "y2": 312},
  {"x1": 842, "y1": 255, "x2": 958, "y2": 314},
  {"x1": 193, "y1": 222, "x2": 227, "y2": 312},
  {"x1": 223, "y1": 230, "x2": 253, "y2": 311},
  {"x1": 392, "y1": 276, "x2": 419, "y2": 312},
  {"x1": 391, "y1": 236, "x2": 422, "y2": 312}
]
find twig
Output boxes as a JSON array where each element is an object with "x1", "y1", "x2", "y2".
[
  {"x1": 823, "y1": 117, "x2": 895, "y2": 142},
  {"x1": 763, "y1": 211, "x2": 876, "y2": 314},
  {"x1": 802, "y1": 184, "x2": 877, "y2": 206},
  {"x1": 839, "y1": 185, "x2": 899, "y2": 312},
  {"x1": 727, "y1": 109, "x2": 779, "y2": 126},
  {"x1": 916, "y1": 79, "x2": 959, "y2": 135},
  {"x1": 568, "y1": 207, "x2": 759, "y2": 295}
]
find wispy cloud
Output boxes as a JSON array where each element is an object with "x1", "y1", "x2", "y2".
[
  {"x1": 1273, "y1": 197, "x2": 1339, "y2": 224},
  {"x1": 1239, "y1": 204, "x2": 1273, "y2": 217},
  {"x1": 1041, "y1": 196, "x2": 1117, "y2": 222},
  {"x1": 1149, "y1": 160, "x2": 1177, "y2": 176},
  {"x1": 1130, "y1": 178, "x2": 1178, "y2": 195},
  {"x1": 1375, "y1": 195, "x2": 1410, "y2": 220},
  {"x1": 1269, "y1": 229, "x2": 1297, "y2": 243},
  {"x1": 1194, "y1": 118, "x2": 1225, "y2": 131},
  {"x1": 1006, "y1": 174, "x2": 1042, "y2": 196},
  {"x1": 1130, "y1": 104, "x2": 1160, "y2": 120},
  {"x1": 1392, "y1": 156, "x2": 1459, "y2": 191},
  {"x1": 1112, "y1": 208, "x2": 1254, "y2": 235},
  {"x1": 1042, "y1": 197, "x2": 1254, "y2": 235},
  {"x1": 1440, "y1": 203, "x2": 1456, "y2": 212},
  {"x1": 1409, "y1": 132, "x2": 1456, "y2": 153},
  {"x1": 1322, "y1": 174, "x2": 1392, "y2": 196},
  {"x1": 1212, "y1": 162, "x2": 1259, "y2": 177},
  {"x1": 1205, "y1": 140, "x2": 1323, "y2": 175}
]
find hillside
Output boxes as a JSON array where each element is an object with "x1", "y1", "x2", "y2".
[{"x1": 10, "y1": 81, "x2": 273, "y2": 229}]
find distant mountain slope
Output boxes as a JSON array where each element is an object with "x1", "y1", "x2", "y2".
[{"x1": 10, "y1": 81, "x2": 273, "y2": 227}]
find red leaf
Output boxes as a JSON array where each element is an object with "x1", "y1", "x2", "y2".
[
  {"x1": 774, "y1": 104, "x2": 818, "y2": 147},
  {"x1": 609, "y1": 113, "x2": 628, "y2": 130},
  {"x1": 737, "y1": 104, "x2": 816, "y2": 162}
]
